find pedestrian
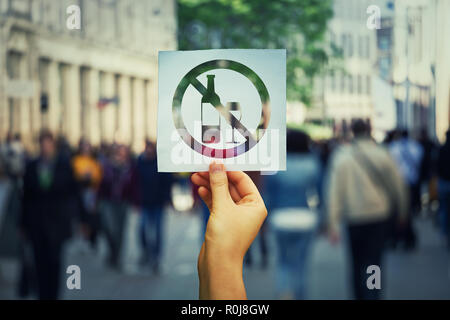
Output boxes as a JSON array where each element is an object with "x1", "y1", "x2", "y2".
[
  {"x1": 0, "y1": 155, "x2": 12, "y2": 249},
  {"x1": 20, "y1": 130, "x2": 85, "y2": 300},
  {"x1": 264, "y1": 130, "x2": 320, "y2": 299},
  {"x1": 135, "y1": 140, "x2": 173, "y2": 273},
  {"x1": 389, "y1": 129, "x2": 424, "y2": 249},
  {"x1": 72, "y1": 138, "x2": 102, "y2": 248},
  {"x1": 326, "y1": 119, "x2": 408, "y2": 300},
  {"x1": 417, "y1": 128, "x2": 439, "y2": 212},
  {"x1": 0, "y1": 132, "x2": 26, "y2": 184},
  {"x1": 437, "y1": 129, "x2": 450, "y2": 250},
  {"x1": 98, "y1": 144, "x2": 134, "y2": 269}
]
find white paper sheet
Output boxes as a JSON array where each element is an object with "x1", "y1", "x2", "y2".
[{"x1": 157, "y1": 49, "x2": 286, "y2": 172}]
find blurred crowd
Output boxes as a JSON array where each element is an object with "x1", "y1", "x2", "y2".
[
  {"x1": 261, "y1": 121, "x2": 450, "y2": 300},
  {"x1": 0, "y1": 121, "x2": 449, "y2": 300},
  {"x1": 0, "y1": 131, "x2": 173, "y2": 299}
]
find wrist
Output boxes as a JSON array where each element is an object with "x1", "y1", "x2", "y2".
[
  {"x1": 204, "y1": 239, "x2": 244, "y2": 268},
  {"x1": 199, "y1": 250, "x2": 245, "y2": 300}
]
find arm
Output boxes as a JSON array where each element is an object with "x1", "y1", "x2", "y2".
[
  {"x1": 191, "y1": 163, "x2": 267, "y2": 300},
  {"x1": 325, "y1": 153, "x2": 344, "y2": 243},
  {"x1": 387, "y1": 157, "x2": 409, "y2": 224}
]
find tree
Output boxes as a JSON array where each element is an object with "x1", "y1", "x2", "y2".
[{"x1": 177, "y1": 0, "x2": 334, "y2": 105}]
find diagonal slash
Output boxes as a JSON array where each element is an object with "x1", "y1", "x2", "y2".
[{"x1": 187, "y1": 75, "x2": 258, "y2": 148}]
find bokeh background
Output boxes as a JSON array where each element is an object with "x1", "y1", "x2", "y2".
[{"x1": 0, "y1": 0, "x2": 449, "y2": 300}]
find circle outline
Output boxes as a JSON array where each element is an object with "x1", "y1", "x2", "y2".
[{"x1": 172, "y1": 59, "x2": 271, "y2": 159}]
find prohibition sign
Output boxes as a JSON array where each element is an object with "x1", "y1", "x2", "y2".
[{"x1": 172, "y1": 59, "x2": 271, "y2": 159}]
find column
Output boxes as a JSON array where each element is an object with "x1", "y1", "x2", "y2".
[
  {"x1": 63, "y1": 64, "x2": 81, "y2": 146},
  {"x1": 29, "y1": 49, "x2": 41, "y2": 144},
  {"x1": 47, "y1": 60, "x2": 60, "y2": 134},
  {"x1": 84, "y1": 68, "x2": 100, "y2": 145},
  {"x1": 117, "y1": 75, "x2": 132, "y2": 145},
  {"x1": 0, "y1": 27, "x2": 7, "y2": 138},
  {"x1": 18, "y1": 53, "x2": 30, "y2": 142},
  {"x1": 102, "y1": 72, "x2": 116, "y2": 143},
  {"x1": 131, "y1": 78, "x2": 145, "y2": 152},
  {"x1": 147, "y1": 77, "x2": 158, "y2": 141}
]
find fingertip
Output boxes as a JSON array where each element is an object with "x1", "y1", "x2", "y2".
[
  {"x1": 198, "y1": 186, "x2": 212, "y2": 209},
  {"x1": 198, "y1": 186, "x2": 210, "y2": 197},
  {"x1": 209, "y1": 161, "x2": 225, "y2": 174}
]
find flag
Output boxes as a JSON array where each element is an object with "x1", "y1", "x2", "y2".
[{"x1": 97, "y1": 96, "x2": 119, "y2": 109}]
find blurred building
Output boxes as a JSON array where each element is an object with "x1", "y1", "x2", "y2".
[
  {"x1": 307, "y1": 0, "x2": 379, "y2": 137},
  {"x1": 376, "y1": 6, "x2": 394, "y2": 83},
  {"x1": 0, "y1": 0, "x2": 177, "y2": 151},
  {"x1": 434, "y1": 0, "x2": 450, "y2": 142},
  {"x1": 371, "y1": 0, "x2": 396, "y2": 138},
  {"x1": 392, "y1": 0, "x2": 450, "y2": 141}
]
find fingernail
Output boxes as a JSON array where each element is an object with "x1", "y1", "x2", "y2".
[{"x1": 210, "y1": 162, "x2": 224, "y2": 173}]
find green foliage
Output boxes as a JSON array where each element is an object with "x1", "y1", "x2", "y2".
[{"x1": 177, "y1": 0, "x2": 334, "y2": 105}]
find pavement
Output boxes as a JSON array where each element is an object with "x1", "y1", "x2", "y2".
[{"x1": 0, "y1": 208, "x2": 449, "y2": 300}]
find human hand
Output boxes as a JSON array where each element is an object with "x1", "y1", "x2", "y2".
[{"x1": 191, "y1": 162, "x2": 267, "y2": 299}]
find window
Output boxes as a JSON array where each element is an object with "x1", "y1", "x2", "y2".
[
  {"x1": 357, "y1": 75, "x2": 362, "y2": 94},
  {"x1": 341, "y1": 34, "x2": 347, "y2": 56},
  {"x1": 366, "y1": 75, "x2": 371, "y2": 95},
  {"x1": 365, "y1": 36, "x2": 371, "y2": 59},
  {"x1": 38, "y1": 58, "x2": 50, "y2": 94},
  {"x1": 348, "y1": 34, "x2": 353, "y2": 57},
  {"x1": 348, "y1": 75, "x2": 353, "y2": 94},
  {"x1": 330, "y1": 32, "x2": 336, "y2": 46},
  {"x1": 358, "y1": 35, "x2": 364, "y2": 57},
  {"x1": 379, "y1": 37, "x2": 390, "y2": 50},
  {"x1": 58, "y1": 64, "x2": 65, "y2": 106},
  {"x1": 340, "y1": 72, "x2": 346, "y2": 92},
  {"x1": 330, "y1": 70, "x2": 336, "y2": 91},
  {"x1": 6, "y1": 51, "x2": 21, "y2": 79}
]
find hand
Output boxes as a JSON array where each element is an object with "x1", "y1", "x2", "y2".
[{"x1": 191, "y1": 162, "x2": 267, "y2": 300}]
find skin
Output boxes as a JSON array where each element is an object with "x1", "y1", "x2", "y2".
[
  {"x1": 191, "y1": 162, "x2": 267, "y2": 300},
  {"x1": 40, "y1": 137, "x2": 56, "y2": 160}
]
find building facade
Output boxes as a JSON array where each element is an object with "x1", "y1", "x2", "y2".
[
  {"x1": 0, "y1": 0, "x2": 177, "y2": 151},
  {"x1": 434, "y1": 0, "x2": 450, "y2": 142},
  {"x1": 305, "y1": 0, "x2": 382, "y2": 137},
  {"x1": 392, "y1": 0, "x2": 450, "y2": 141}
]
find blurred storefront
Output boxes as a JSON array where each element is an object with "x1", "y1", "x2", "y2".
[{"x1": 0, "y1": 0, "x2": 177, "y2": 151}]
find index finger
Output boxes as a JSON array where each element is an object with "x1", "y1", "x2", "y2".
[{"x1": 226, "y1": 171, "x2": 261, "y2": 199}]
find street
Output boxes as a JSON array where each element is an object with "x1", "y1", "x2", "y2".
[{"x1": 1, "y1": 208, "x2": 449, "y2": 300}]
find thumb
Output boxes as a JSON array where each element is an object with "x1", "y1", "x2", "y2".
[{"x1": 209, "y1": 162, "x2": 231, "y2": 208}]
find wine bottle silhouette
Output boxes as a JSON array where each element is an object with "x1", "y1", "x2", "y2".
[{"x1": 201, "y1": 75, "x2": 221, "y2": 143}]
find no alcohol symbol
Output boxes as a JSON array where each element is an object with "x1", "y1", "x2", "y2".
[{"x1": 172, "y1": 60, "x2": 271, "y2": 159}]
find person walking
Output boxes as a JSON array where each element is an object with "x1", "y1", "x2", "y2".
[
  {"x1": 389, "y1": 129, "x2": 424, "y2": 249},
  {"x1": 326, "y1": 120, "x2": 408, "y2": 300},
  {"x1": 264, "y1": 130, "x2": 321, "y2": 299},
  {"x1": 72, "y1": 139, "x2": 102, "y2": 248},
  {"x1": 20, "y1": 130, "x2": 84, "y2": 300},
  {"x1": 135, "y1": 140, "x2": 173, "y2": 273},
  {"x1": 98, "y1": 144, "x2": 135, "y2": 269},
  {"x1": 437, "y1": 130, "x2": 450, "y2": 250}
]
